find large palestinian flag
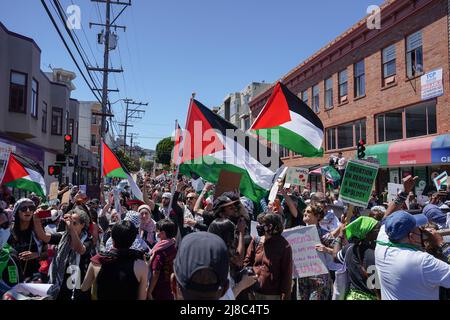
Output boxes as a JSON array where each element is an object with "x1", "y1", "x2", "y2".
[
  {"x1": 174, "y1": 99, "x2": 280, "y2": 202},
  {"x1": 102, "y1": 142, "x2": 143, "y2": 201},
  {"x1": 0, "y1": 153, "x2": 46, "y2": 197},
  {"x1": 250, "y1": 82, "x2": 324, "y2": 157}
]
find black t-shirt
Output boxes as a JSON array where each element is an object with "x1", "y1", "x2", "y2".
[
  {"x1": 336, "y1": 243, "x2": 376, "y2": 296},
  {"x1": 7, "y1": 230, "x2": 42, "y2": 279}
]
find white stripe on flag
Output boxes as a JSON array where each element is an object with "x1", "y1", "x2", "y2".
[{"x1": 280, "y1": 111, "x2": 324, "y2": 150}]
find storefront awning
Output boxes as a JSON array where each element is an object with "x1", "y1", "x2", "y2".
[{"x1": 365, "y1": 134, "x2": 450, "y2": 167}]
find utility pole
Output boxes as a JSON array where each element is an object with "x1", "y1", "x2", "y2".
[
  {"x1": 89, "y1": 0, "x2": 131, "y2": 185},
  {"x1": 118, "y1": 99, "x2": 148, "y2": 153}
]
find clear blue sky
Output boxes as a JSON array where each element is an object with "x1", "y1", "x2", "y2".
[{"x1": 1, "y1": 0, "x2": 383, "y2": 150}]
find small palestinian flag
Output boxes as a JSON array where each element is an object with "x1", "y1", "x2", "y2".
[
  {"x1": 250, "y1": 82, "x2": 324, "y2": 157},
  {"x1": 102, "y1": 141, "x2": 143, "y2": 201},
  {"x1": 434, "y1": 171, "x2": 448, "y2": 191},
  {"x1": 175, "y1": 99, "x2": 280, "y2": 202},
  {"x1": 0, "y1": 153, "x2": 46, "y2": 197}
]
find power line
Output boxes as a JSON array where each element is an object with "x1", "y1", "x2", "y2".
[{"x1": 40, "y1": 0, "x2": 101, "y2": 102}]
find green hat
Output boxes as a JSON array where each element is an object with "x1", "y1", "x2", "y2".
[{"x1": 345, "y1": 216, "x2": 379, "y2": 240}]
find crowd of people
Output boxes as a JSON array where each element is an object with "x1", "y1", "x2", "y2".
[{"x1": 0, "y1": 170, "x2": 449, "y2": 300}]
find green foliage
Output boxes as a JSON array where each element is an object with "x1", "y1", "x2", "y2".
[
  {"x1": 116, "y1": 148, "x2": 140, "y2": 172},
  {"x1": 141, "y1": 160, "x2": 154, "y2": 172},
  {"x1": 156, "y1": 137, "x2": 174, "y2": 165}
]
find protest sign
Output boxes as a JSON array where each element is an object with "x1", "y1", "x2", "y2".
[
  {"x1": 79, "y1": 185, "x2": 87, "y2": 194},
  {"x1": 250, "y1": 221, "x2": 258, "y2": 238},
  {"x1": 339, "y1": 160, "x2": 379, "y2": 207},
  {"x1": 433, "y1": 171, "x2": 448, "y2": 191},
  {"x1": 214, "y1": 170, "x2": 242, "y2": 198},
  {"x1": 268, "y1": 167, "x2": 288, "y2": 202},
  {"x1": 48, "y1": 182, "x2": 59, "y2": 201},
  {"x1": 61, "y1": 191, "x2": 70, "y2": 204},
  {"x1": 285, "y1": 167, "x2": 309, "y2": 187},
  {"x1": 387, "y1": 183, "x2": 404, "y2": 203},
  {"x1": 113, "y1": 188, "x2": 121, "y2": 214},
  {"x1": 421, "y1": 68, "x2": 443, "y2": 100},
  {"x1": 282, "y1": 225, "x2": 328, "y2": 279}
]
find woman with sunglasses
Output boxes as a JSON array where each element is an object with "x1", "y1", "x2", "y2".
[
  {"x1": 33, "y1": 206, "x2": 93, "y2": 300},
  {"x1": 0, "y1": 207, "x2": 23, "y2": 295},
  {"x1": 8, "y1": 198, "x2": 46, "y2": 281}
]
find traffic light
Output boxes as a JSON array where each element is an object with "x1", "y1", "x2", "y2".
[
  {"x1": 357, "y1": 139, "x2": 366, "y2": 160},
  {"x1": 64, "y1": 134, "x2": 73, "y2": 155},
  {"x1": 48, "y1": 165, "x2": 61, "y2": 176}
]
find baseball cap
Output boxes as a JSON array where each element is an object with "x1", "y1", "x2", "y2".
[
  {"x1": 385, "y1": 210, "x2": 428, "y2": 242},
  {"x1": 213, "y1": 196, "x2": 240, "y2": 213},
  {"x1": 162, "y1": 192, "x2": 172, "y2": 199},
  {"x1": 174, "y1": 232, "x2": 229, "y2": 293}
]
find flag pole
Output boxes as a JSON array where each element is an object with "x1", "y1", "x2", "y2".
[
  {"x1": 168, "y1": 93, "x2": 195, "y2": 209},
  {"x1": 0, "y1": 151, "x2": 12, "y2": 186}
]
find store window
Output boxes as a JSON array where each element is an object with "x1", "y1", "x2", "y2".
[{"x1": 406, "y1": 30, "x2": 423, "y2": 78}]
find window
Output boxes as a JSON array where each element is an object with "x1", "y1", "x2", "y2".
[
  {"x1": 302, "y1": 90, "x2": 309, "y2": 106},
  {"x1": 91, "y1": 134, "x2": 97, "y2": 147},
  {"x1": 378, "y1": 110, "x2": 403, "y2": 142},
  {"x1": 326, "y1": 120, "x2": 366, "y2": 151},
  {"x1": 406, "y1": 30, "x2": 423, "y2": 78},
  {"x1": 42, "y1": 102, "x2": 47, "y2": 133},
  {"x1": 325, "y1": 77, "x2": 333, "y2": 109},
  {"x1": 31, "y1": 79, "x2": 38, "y2": 118},
  {"x1": 337, "y1": 123, "x2": 354, "y2": 149},
  {"x1": 327, "y1": 127, "x2": 337, "y2": 150},
  {"x1": 338, "y1": 69, "x2": 348, "y2": 103},
  {"x1": 312, "y1": 84, "x2": 320, "y2": 112},
  {"x1": 69, "y1": 119, "x2": 74, "y2": 138},
  {"x1": 354, "y1": 60, "x2": 365, "y2": 97},
  {"x1": 244, "y1": 117, "x2": 251, "y2": 131},
  {"x1": 355, "y1": 119, "x2": 367, "y2": 143},
  {"x1": 91, "y1": 115, "x2": 97, "y2": 124},
  {"x1": 382, "y1": 44, "x2": 396, "y2": 84},
  {"x1": 405, "y1": 102, "x2": 436, "y2": 138},
  {"x1": 51, "y1": 107, "x2": 63, "y2": 135},
  {"x1": 9, "y1": 71, "x2": 27, "y2": 113}
]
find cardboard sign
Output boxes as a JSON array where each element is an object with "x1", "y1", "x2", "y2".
[
  {"x1": 339, "y1": 160, "x2": 379, "y2": 208},
  {"x1": 433, "y1": 171, "x2": 448, "y2": 191},
  {"x1": 282, "y1": 225, "x2": 328, "y2": 279},
  {"x1": 214, "y1": 170, "x2": 242, "y2": 198},
  {"x1": 48, "y1": 182, "x2": 59, "y2": 201},
  {"x1": 268, "y1": 167, "x2": 288, "y2": 202},
  {"x1": 61, "y1": 191, "x2": 70, "y2": 204},
  {"x1": 285, "y1": 167, "x2": 309, "y2": 187},
  {"x1": 387, "y1": 183, "x2": 404, "y2": 203}
]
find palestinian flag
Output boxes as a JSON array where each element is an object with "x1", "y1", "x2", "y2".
[
  {"x1": 250, "y1": 82, "x2": 324, "y2": 157},
  {"x1": 0, "y1": 153, "x2": 46, "y2": 197},
  {"x1": 175, "y1": 99, "x2": 280, "y2": 202},
  {"x1": 102, "y1": 142, "x2": 143, "y2": 201}
]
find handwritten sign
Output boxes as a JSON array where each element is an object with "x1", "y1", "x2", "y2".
[
  {"x1": 285, "y1": 167, "x2": 309, "y2": 187},
  {"x1": 387, "y1": 183, "x2": 404, "y2": 203},
  {"x1": 282, "y1": 225, "x2": 328, "y2": 279},
  {"x1": 339, "y1": 160, "x2": 379, "y2": 207},
  {"x1": 48, "y1": 182, "x2": 59, "y2": 201}
]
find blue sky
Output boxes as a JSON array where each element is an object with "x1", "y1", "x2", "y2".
[{"x1": 0, "y1": 0, "x2": 383, "y2": 150}]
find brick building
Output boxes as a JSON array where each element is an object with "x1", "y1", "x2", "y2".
[{"x1": 249, "y1": 0, "x2": 450, "y2": 198}]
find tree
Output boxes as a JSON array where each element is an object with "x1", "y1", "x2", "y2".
[
  {"x1": 141, "y1": 160, "x2": 154, "y2": 172},
  {"x1": 155, "y1": 137, "x2": 174, "y2": 166},
  {"x1": 115, "y1": 148, "x2": 140, "y2": 172}
]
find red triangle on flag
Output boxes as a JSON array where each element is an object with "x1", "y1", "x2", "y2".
[
  {"x1": 250, "y1": 82, "x2": 291, "y2": 130},
  {"x1": 180, "y1": 100, "x2": 225, "y2": 163},
  {"x1": 1, "y1": 154, "x2": 29, "y2": 184}
]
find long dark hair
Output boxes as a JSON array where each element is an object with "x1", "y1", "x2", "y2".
[
  {"x1": 13, "y1": 200, "x2": 35, "y2": 241},
  {"x1": 207, "y1": 218, "x2": 236, "y2": 248}
]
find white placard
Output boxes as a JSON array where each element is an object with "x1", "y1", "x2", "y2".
[
  {"x1": 285, "y1": 167, "x2": 309, "y2": 187},
  {"x1": 421, "y1": 68, "x2": 443, "y2": 100}
]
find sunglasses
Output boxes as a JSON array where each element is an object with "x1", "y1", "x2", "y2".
[{"x1": 20, "y1": 205, "x2": 36, "y2": 212}]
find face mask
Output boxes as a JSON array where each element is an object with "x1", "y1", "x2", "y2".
[{"x1": 0, "y1": 228, "x2": 11, "y2": 248}]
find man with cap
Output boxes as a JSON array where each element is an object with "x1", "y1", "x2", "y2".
[
  {"x1": 170, "y1": 232, "x2": 229, "y2": 300},
  {"x1": 375, "y1": 176, "x2": 450, "y2": 300},
  {"x1": 422, "y1": 192, "x2": 447, "y2": 229}
]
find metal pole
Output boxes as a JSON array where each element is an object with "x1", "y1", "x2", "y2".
[
  {"x1": 98, "y1": 0, "x2": 111, "y2": 186},
  {"x1": 123, "y1": 100, "x2": 129, "y2": 151}
]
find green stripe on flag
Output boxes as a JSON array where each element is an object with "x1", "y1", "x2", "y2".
[
  {"x1": 106, "y1": 167, "x2": 128, "y2": 179},
  {"x1": 255, "y1": 126, "x2": 323, "y2": 157},
  {"x1": 179, "y1": 156, "x2": 269, "y2": 202},
  {"x1": 4, "y1": 178, "x2": 45, "y2": 197}
]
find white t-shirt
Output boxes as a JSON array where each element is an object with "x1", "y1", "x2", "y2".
[{"x1": 375, "y1": 225, "x2": 450, "y2": 300}]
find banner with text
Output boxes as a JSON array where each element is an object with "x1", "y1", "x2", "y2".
[
  {"x1": 282, "y1": 225, "x2": 328, "y2": 279},
  {"x1": 339, "y1": 160, "x2": 379, "y2": 207}
]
